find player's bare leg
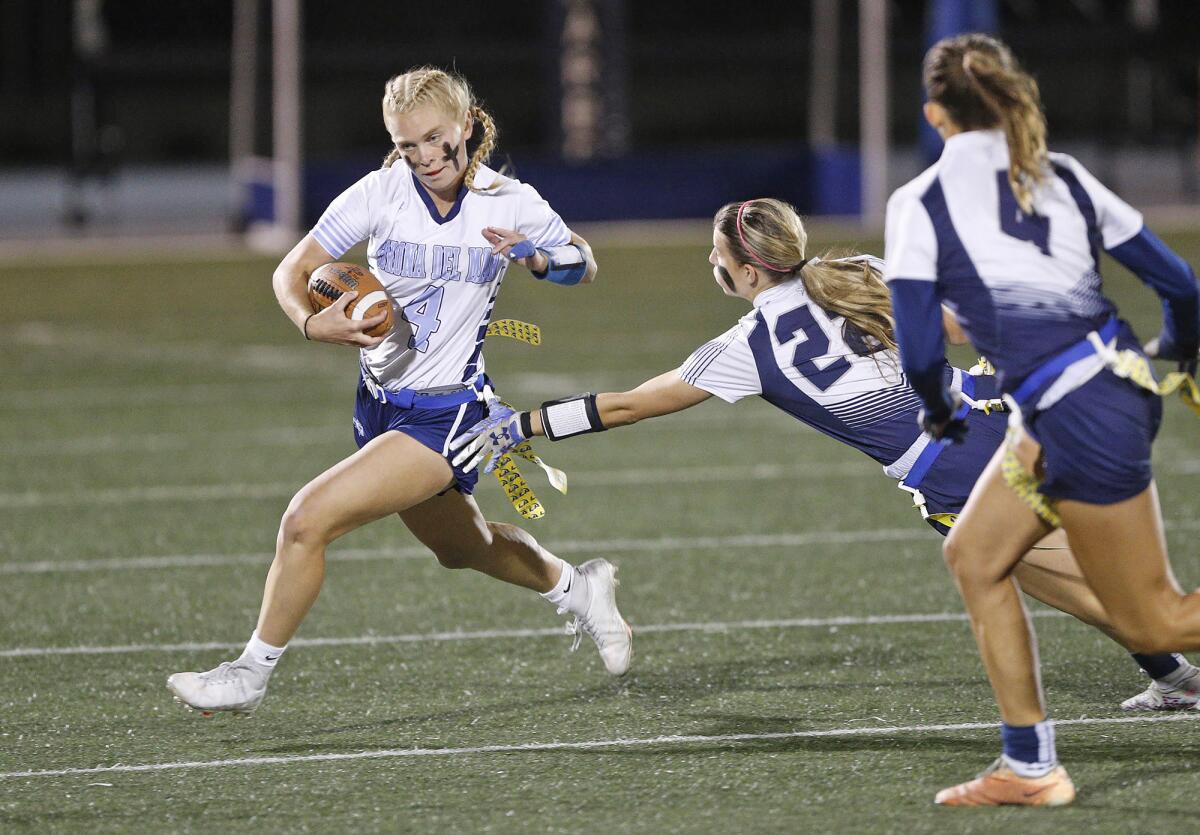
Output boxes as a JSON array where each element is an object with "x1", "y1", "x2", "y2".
[
  {"x1": 1012, "y1": 531, "x2": 1200, "y2": 710},
  {"x1": 167, "y1": 431, "x2": 453, "y2": 714},
  {"x1": 1012, "y1": 531, "x2": 1107, "y2": 630},
  {"x1": 937, "y1": 445, "x2": 1074, "y2": 806},
  {"x1": 399, "y1": 490, "x2": 562, "y2": 591},
  {"x1": 1059, "y1": 483, "x2": 1200, "y2": 652},
  {"x1": 256, "y1": 432, "x2": 454, "y2": 644},
  {"x1": 401, "y1": 491, "x2": 633, "y2": 674},
  {"x1": 944, "y1": 447, "x2": 1053, "y2": 726}
]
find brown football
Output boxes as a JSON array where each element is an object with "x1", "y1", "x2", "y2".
[{"x1": 307, "y1": 262, "x2": 394, "y2": 338}]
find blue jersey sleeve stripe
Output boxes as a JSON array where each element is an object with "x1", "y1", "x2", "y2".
[
  {"x1": 322, "y1": 212, "x2": 360, "y2": 250},
  {"x1": 312, "y1": 226, "x2": 348, "y2": 258},
  {"x1": 316, "y1": 226, "x2": 350, "y2": 255},
  {"x1": 314, "y1": 215, "x2": 354, "y2": 251}
]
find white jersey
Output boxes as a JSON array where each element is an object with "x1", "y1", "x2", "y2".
[
  {"x1": 311, "y1": 164, "x2": 572, "y2": 391},
  {"x1": 678, "y1": 257, "x2": 954, "y2": 468},
  {"x1": 883, "y1": 129, "x2": 1143, "y2": 386}
]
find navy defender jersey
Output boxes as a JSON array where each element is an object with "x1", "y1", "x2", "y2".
[
  {"x1": 883, "y1": 129, "x2": 1143, "y2": 393},
  {"x1": 678, "y1": 257, "x2": 958, "y2": 469}
]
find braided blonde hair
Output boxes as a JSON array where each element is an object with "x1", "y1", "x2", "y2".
[
  {"x1": 923, "y1": 33, "x2": 1048, "y2": 214},
  {"x1": 714, "y1": 199, "x2": 898, "y2": 354},
  {"x1": 381, "y1": 67, "x2": 499, "y2": 193}
]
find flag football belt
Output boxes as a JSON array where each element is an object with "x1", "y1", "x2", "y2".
[
  {"x1": 481, "y1": 319, "x2": 568, "y2": 520},
  {"x1": 359, "y1": 317, "x2": 562, "y2": 520},
  {"x1": 1001, "y1": 319, "x2": 1200, "y2": 528},
  {"x1": 896, "y1": 372, "x2": 1006, "y2": 529},
  {"x1": 361, "y1": 373, "x2": 483, "y2": 410}
]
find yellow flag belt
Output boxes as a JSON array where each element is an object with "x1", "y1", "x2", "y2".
[{"x1": 483, "y1": 319, "x2": 568, "y2": 519}]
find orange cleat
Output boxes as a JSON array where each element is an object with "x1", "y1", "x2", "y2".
[{"x1": 935, "y1": 758, "x2": 1076, "y2": 807}]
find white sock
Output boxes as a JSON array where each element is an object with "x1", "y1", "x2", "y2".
[
  {"x1": 541, "y1": 559, "x2": 592, "y2": 617},
  {"x1": 238, "y1": 630, "x2": 287, "y2": 669}
]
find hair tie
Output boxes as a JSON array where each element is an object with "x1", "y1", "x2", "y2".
[
  {"x1": 735, "y1": 200, "x2": 792, "y2": 273},
  {"x1": 795, "y1": 258, "x2": 810, "y2": 273}
]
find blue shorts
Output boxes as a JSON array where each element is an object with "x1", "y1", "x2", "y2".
[
  {"x1": 352, "y1": 381, "x2": 487, "y2": 495},
  {"x1": 1026, "y1": 368, "x2": 1162, "y2": 504},
  {"x1": 914, "y1": 375, "x2": 1008, "y2": 536}
]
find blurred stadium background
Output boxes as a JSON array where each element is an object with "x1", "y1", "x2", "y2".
[
  {"x1": 4, "y1": 1, "x2": 1200, "y2": 831},
  {"x1": 2, "y1": 0, "x2": 1198, "y2": 245}
]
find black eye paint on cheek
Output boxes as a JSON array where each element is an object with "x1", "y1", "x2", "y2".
[
  {"x1": 717, "y1": 266, "x2": 737, "y2": 292},
  {"x1": 402, "y1": 150, "x2": 420, "y2": 170},
  {"x1": 441, "y1": 141, "x2": 462, "y2": 171}
]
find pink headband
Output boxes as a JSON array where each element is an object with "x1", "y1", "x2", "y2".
[{"x1": 735, "y1": 200, "x2": 792, "y2": 273}]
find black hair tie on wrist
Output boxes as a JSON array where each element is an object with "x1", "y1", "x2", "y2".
[{"x1": 303, "y1": 313, "x2": 315, "y2": 340}]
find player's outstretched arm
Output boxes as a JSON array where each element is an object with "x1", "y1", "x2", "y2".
[
  {"x1": 450, "y1": 372, "x2": 710, "y2": 472},
  {"x1": 272, "y1": 234, "x2": 386, "y2": 348}
]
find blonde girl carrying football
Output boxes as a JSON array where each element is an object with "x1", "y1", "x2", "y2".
[{"x1": 168, "y1": 67, "x2": 631, "y2": 715}]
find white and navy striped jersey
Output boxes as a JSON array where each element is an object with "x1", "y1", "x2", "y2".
[
  {"x1": 311, "y1": 163, "x2": 572, "y2": 391},
  {"x1": 678, "y1": 257, "x2": 945, "y2": 467},
  {"x1": 883, "y1": 129, "x2": 1143, "y2": 388}
]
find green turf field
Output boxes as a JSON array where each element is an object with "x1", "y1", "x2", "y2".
[{"x1": 2, "y1": 229, "x2": 1199, "y2": 832}]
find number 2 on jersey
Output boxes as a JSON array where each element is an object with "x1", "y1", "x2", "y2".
[
  {"x1": 404, "y1": 285, "x2": 444, "y2": 353},
  {"x1": 774, "y1": 303, "x2": 851, "y2": 391}
]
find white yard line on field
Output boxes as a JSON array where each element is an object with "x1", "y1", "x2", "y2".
[
  {"x1": 2, "y1": 712, "x2": 1197, "y2": 780},
  {"x1": 0, "y1": 610, "x2": 1068, "y2": 658},
  {"x1": 0, "y1": 526, "x2": 946, "y2": 575},
  {"x1": 4, "y1": 514, "x2": 1199, "y2": 576}
]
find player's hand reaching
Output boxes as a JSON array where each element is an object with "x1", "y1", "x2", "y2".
[
  {"x1": 919, "y1": 390, "x2": 969, "y2": 444},
  {"x1": 483, "y1": 227, "x2": 548, "y2": 274},
  {"x1": 449, "y1": 400, "x2": 528, "y2": 473},
  {"x1": 305, "y1": 291, "x2": 387, "y2": 348}
]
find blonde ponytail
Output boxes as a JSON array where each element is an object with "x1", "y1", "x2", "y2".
[{"x1": 924, "y1": 33, "x2": 1049, "y2": 214}]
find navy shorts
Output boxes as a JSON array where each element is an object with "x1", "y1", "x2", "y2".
[
  {"x1": 1026, "y1": 368, "x2": 1162, "y2": 504},
  {"x1": 352, "y1": 381, "x2": 487, "y2": 495},
  {"x1": 915, "y1": 375, "x2": 1008, "y2": 536}
]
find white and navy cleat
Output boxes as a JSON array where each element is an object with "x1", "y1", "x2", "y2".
[
  {"x1": 563, "y1": 558, "x2": 633, "y2": 676},
  {"x1": 1121, "y1": 667, "x2": 1200, "y2": 711},
  {"x1": 167, "y1": 660, "x2": 271, "y2": 717}
]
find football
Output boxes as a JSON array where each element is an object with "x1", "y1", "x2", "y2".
[{"x1": 307, "y1": 262, "x2": 394, "y2": 338}]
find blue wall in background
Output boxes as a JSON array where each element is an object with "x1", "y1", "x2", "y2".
[{"x1": 243, "y1": 146, "x2": 864, "y2": 229}]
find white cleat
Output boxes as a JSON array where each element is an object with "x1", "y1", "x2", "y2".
[
  {"x1": 167, "y1": 660, "x2": 271, "y2": 716},
  {"x1": 563, "y1": 559, "x2": 633, "y2": 676},
  {"x1": 1121, "y1": 666, "x2": 1200, "y2": 711}
]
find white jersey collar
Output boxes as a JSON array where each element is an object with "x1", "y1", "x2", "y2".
[{"x1": 751, "y1": 279, "x2": 802, "y2": 309}]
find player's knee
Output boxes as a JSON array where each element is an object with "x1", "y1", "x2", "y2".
[
  {"x1": 429, "y1": 526, "x2": 496, "y2": 571},
  {"x1": 430, "y1": 546, "x2": 476, "y2": 570},
  {"x1": 278, "y1": 492, "x2": 333, "y2": 550},
  {"x1": 941, "y1": 534, "x2": 969, "y2": 578},
  {"x1": 941, "y1": 534, "x2": 996, "y2": 590}
]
